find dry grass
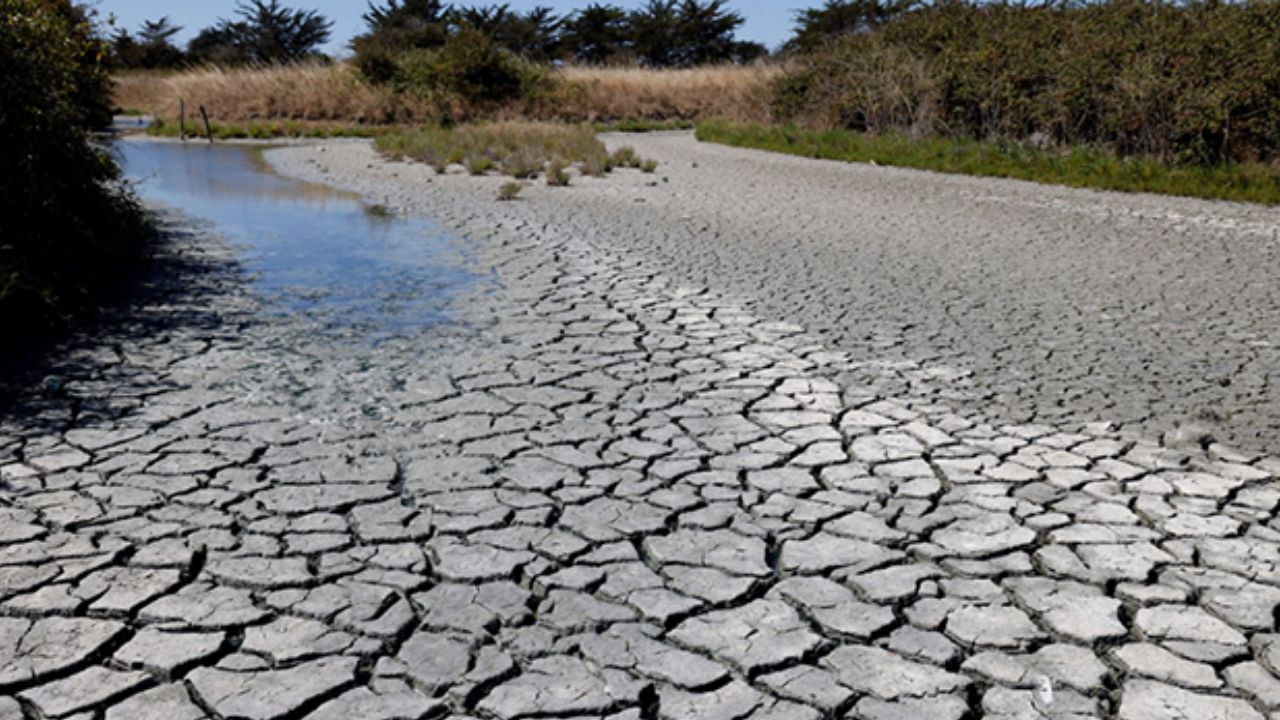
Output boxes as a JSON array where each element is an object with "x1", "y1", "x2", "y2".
[
  {"x1": 113, "y1": 63, "x2": 436, "y2": 124},
  {"x1": 552, "y1": 64, "x2": 775, "y2": 123},
  {"x1": 113, "y1": 62, "x2": 774, "y2": 125}
]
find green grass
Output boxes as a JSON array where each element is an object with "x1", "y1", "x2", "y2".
[
  {"x1": 696, "y1": 120, "x2": 1280, "y2": 206},
  {"x1": 147, "y1": 118, "x2": 396, "y2": 140},
  {"x1": 377, "y1": 122, "x2": 610, "y2": 180}
]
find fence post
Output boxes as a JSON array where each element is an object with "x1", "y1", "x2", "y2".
[
  {"x1": 179, "y1": 98, "x2": 186, "y2": 142},
  {"x1": 199, "y1": 105, "x2": 213, "y2": 145}
]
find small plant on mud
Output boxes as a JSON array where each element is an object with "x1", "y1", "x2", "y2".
[
  {"x1": 579, "y1": 155, "x2": 608, "y2": 177},
  {"x1": 466, "y1": 155, "x2": 495, "y2": 175},
  {"x1": 546, "y1": 161, "x2": 571, "y2": 187},
  {"x1": 504, "y1": 149, "x2": 543, "y2": 179},
  {"x1": 640, "y1": 159, "x2": 659, "y2": 173},
  {"x1": 610, "y1": 146, "x2": 641, "y2": 168},
  {"x1": 498, "y1": 181, "x2": 524, "y2": 201}
]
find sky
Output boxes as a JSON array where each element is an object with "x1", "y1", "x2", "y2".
[{"x1": 93, "y1": 0, "x2": 803, "y2": 56}]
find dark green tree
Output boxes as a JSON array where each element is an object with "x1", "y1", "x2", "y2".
[
  {"x1": 494, "y1": 6, "x2": 564, "y2": 62},
  {"x1": 212, "y1": 0, "x2": 333, "y2": 64},
  {"x1": 187, "y1": 25, "x2": 251, "y2": 65},
  {"x1": 630, "y1": 0, "x2": 747, "y2": 67},
  {"x1": 111, "y1": 17, "x2": 186, "y2": 69},
  {"x1": 675, "y1": 0, "x2": 744, "y2": 65},
  {"x1": 353, "y1": 0, "x2": 454, "y2": 81},
  {"x1": 787, "y1": 0, "x2": 917, "y2": 53},
  {"x1": 628, "y1": 0, "x2": 680, "y2": 66},
  {"x1": 560, "y1": 3, "x2": 630, "y2": 64}
]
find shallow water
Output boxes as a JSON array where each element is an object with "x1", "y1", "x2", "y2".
[{"x1": 118, "y1": 140, "x2": 476, "y2": 339}]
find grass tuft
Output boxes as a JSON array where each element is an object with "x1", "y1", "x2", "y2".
[
  {"x1": 498, "y1": 181, "x2": 523, "y2": 201},
  {"x1": 697, "y1": 120, "x2": 1280, "y2": 206},
  {"x1": 546, "y1": 161, "x2": 571, "y2": 187},
  {"x1": 466, "y1": 155, "x2": 496, "y2": 176}
]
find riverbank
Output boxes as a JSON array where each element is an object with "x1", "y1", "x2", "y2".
[
  {"x1": 270, "y1": 133, "x2": 1280, "y2": 455},
  {"x1": 4, "y1": 129, "x2": 1280, "y2": 719}
]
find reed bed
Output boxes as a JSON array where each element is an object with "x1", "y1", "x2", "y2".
[
  {"x1": 113, "y1": 63, "x2": 435, "y2": 124},
  {"x1": 114, "y1": 62, "x2": 774, "y2": 125},
  {"x1": 553, "y1": 65, "x2": 775, "y2": 123}
]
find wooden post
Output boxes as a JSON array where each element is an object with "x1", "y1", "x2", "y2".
[
  {"x1": 179, "y1": 98, "x2": 186, "y2": 142},
  {"x1": 199, "y1": 105, "x2": 213, "y2": 145}
]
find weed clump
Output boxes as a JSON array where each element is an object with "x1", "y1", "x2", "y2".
[
  {"x1": 610, "y1": 146, "x2": 640, "y2": 168},
  {"x1": 546, "y1": 161, "x2": 571, "y2": 187},
  {"x1": 498, "y1": 181, "x2": 524, "y2": 201},
  {"x1": 465, "y1": 155, "x2": 496, "y2": 175}
]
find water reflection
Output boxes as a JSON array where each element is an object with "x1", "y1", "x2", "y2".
[{"x1": 118, "y1": 141, "x2": 476, "y2": 339}]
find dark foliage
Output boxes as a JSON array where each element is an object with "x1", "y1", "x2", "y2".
[
  {"x1": 786, "y1": 0, "x2": 918, "y2": 53},
  {"x1": 388, "y1": 27, "x2": 551, "y2": 112},
  {"x1": 111, "y1": 17, "x2": 186, "y2": 69},
  {"x1": 774, "y1": 0, "x2": 1280, "y2": 166},
  {"x1": 182, "y1": 0, "x2": 332, "y2": 66},
  {"x1": 560, "y1": 3, "x2": 629, "y2": 64},
  {"x1": 1, "y1": 0, "x2": 149, "y2": 337},
  {"x1": 354, "y1": 0, "x2": 758, "y2": 74}
]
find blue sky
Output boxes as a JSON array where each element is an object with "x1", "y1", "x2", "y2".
[{"x1": 94, "y1": 1, "x2": 803, "y2": 56}]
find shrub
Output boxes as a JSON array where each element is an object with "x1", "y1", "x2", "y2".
[
  {"x1": 498, "y1": 181, "x2": 524, "y2": 201},
  {"x1": 504, "y1": 148, "x2": 543, "y2": 178},
  {"x1": 546, "y1": 160, "x2": 571, "y2": 186},
  {"x1": 465, "y1": 155, "x2": 496, "y2": 175},
  {"x1": 610, "y1": 146, "x2": 641, "y2": 168},
  {"x1": 773, "y1": 0, "x2": 1280, "y2": 166},
  {"x1": 640, "y1": 159, "x2": 659, "y2": 173},
  {"x1": 386, "y1": 28, "x2": 553, "y2": 116},
  {"x1": 1, "y1": 0, "x2": 148, "y2": 338}
]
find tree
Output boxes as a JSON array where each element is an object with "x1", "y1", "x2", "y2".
[
  {"x1": 560, "y1": 3, "x2": 630, "y2": 64},
  {"x1": 629, "y1": 0, "x2": 746, "y2": 67},
  {"x1": 628, "y1": 0, "x2": 680, "y2": 66},
  {"x1": 208, "y1": 0, "x2": 333, "y2": 64},
  {"x1": 2, "y1": 0, "x2": 147, "y2": 335},
  {"x1": 787, "y1": 0, "x2": 918, "y2": 53},
  {"x1": 353, "y1": 0, "x2": 454, "y2": 80},
  {"x1": 111, "y1": 17, "x2": 185, "y2": 69},
  {"x1": 363, "y1": 0, "x2": 453, "y2": 38},
  {"x1": 731, "y1": 40, "x2": 768, "y2": 64},
  {"x1": 675, "y1": 0, "x2": 744, "y2": 66},
  {"x1": 138, "y1": 17, "x2": 185, "y2": 67},
  {"x1": 495, "y1": 6, "x2": 563, "y2": 62},
  {"x1": 187, "y1": 25, "x2": 251, "y2": 65}
]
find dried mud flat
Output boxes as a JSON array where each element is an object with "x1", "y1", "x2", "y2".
[{"x1": 1, "y1": 135, "x2": 1279, "y2": 719}]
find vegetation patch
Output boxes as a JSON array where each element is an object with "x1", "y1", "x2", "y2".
[
  {"x1": 146, "y1": 117, "x2": 396, "y2": 140},
  {"x1": 2, "y1": 0, "x2": 150, "y2": 340},
  {"x1": 378, "y1": 122, "x2": 601, "y2": 178},
  {"x1": 697, "y1": 120, "x2": 1280, "y2": 206},
  {"x1": 772, "y1": 1, "x2": 1280, "y2": 168}
]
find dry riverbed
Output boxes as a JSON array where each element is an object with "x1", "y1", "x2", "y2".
[{"x1": 0, "y1": 134, "x2": 1278, "y2": 719}]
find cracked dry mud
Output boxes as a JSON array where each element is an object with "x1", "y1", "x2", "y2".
[{"x1": 2, "y1": 134, "x2": 1280, "y2": 720}]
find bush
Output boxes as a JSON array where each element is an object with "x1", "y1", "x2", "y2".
[
  {"x1": 773, "y1": 0, "x2": 1280, "y2": 165},
  {"x1": 1, "y1": 0, "x2": 149, "y2": 337},
  {"x1": 383, "y1": 28, "x2": 553, "y2": 115},
  {"x1": 497, "y1": 181, "x2": 523, "y2": 201},
  {"x1": 546, "y1": 160, "x2": 571, "y2": 186}
]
